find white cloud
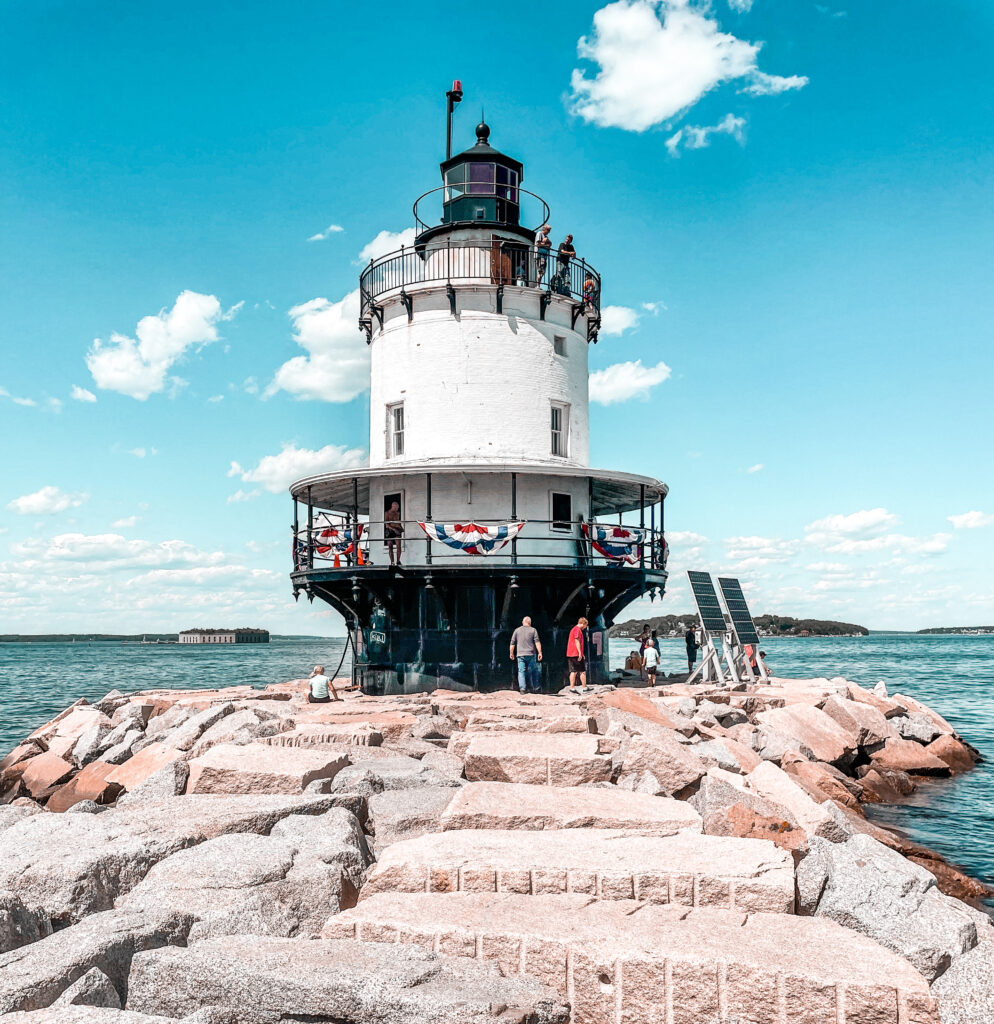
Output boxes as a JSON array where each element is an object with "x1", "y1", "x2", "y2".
[
  {"x1": 12, "y1": 396, "x2": 36, "y2": 407},
  {"x1": 667, "y1": 530, "x2": 709, "y2": 545},
  {"x1": 207, "y1": 394, "x2": 224, "y2": 403},
  {"x1": 307, "y1": 224, "x2": 344, "y2": 242},
  {"x1": 71, "y1": 385, "x2": 97, "y2": 403},
  {"x1": 641, "y1": 301, "x2": 667, "y2": 314},
  {"x1": 229, "y1": 442, "x2": 367, "y2": 494},
  {"x1": 948, "y1": 511, "x2": 994, "y2": 530},
  {"x1": 243, "y1": 376, "x2": 259, "y2": 395},
  {"x1": 357, "y1": 228, "x2": 417, "y2": 264},
  {"x1": 599, "y1": 305, "x2": 642, "y2": 335},
  {"x1": 125, "y1": 565, "x2": 279, "y2": 588},
  {"x1": 227, "y1": 488, "x2": 261, "y2": 503},
  {"x1": 46, "y1": 397, "x2": 63, "y2": 413},
  {"x1": 589, "y1": 359, "x2": 672, "y2": 405},
  {"x1": 86, "y1": 291, "x2": 238, "y2": 400},
  {"x1": 666, "y1": 113, "x2": 745, "y2": 155},
  {"x1": 128, "y1": 447, "x2": 157, "y2": 458},
  {"x1": 111, "y1": 515, "x2": 139, "y2": 528},
  {"x1": 569, "y1": 0, "x2": 807, "y2": 132},
  {"x1": 741, "y1": 71, "x2": 809, "y2": 96},
  {"x1": 746, "y1": 463, "x2": 764, "y2": 473},
  {"x1": 805, "y1": 509, "x2": 950, "y2": 556},
  {"x1": 805, "y1": 507, "x2": 899, "y2": 540},
  {"x1": 12, "y1": 532, "x2": 224, "y2": 570},
  {"x1": 7, "y1": 486, "x2": 88, "y2": 516},
  {"x1": 727, "y1": 0, "x2": 752, "y2": 10},
  {"x1": 266, "y1": 290, "x2": 370, "y2": 402}
]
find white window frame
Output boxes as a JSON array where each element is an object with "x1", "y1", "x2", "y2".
[
  {"x1": 550, "y1": 491, "x2": 573, "y2": 532},
  {"x1": 386, "y1": 402, "x2": 405, "y2": 459},
  {"x1": 550, "y1": 402, "x2": 569, "y2": 458}
]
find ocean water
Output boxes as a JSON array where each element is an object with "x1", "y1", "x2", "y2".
[{"x1": 1, "y1": 633, "x2": 991, "y2": 892}]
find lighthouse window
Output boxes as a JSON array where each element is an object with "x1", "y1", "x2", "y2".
[
  {"x1": 551, "y1": 492, "x2": 573, "y2": 532},
  {"x1": 496, "y1": 165, "x2": 519, "y2": 202},
  {"x1": 387, "y1": 403, "x2": 405, "y2": 458},
  {"x1": 553, "y1": 335, "x2": 566, "y2": 356},
  {"x1": 467, "y1": 162, "x2": 495, "y2": 195},
  {"x1": 550, "y1": 402, "x2": 569, "y2": 457}
]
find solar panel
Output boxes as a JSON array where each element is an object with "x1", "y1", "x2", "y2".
[
  {"x1": 717, "y1": 577, "x2": 760, "y2": 646},
  {"x1": 687, "y1": 571, "x2": 728, "y2": 634}
]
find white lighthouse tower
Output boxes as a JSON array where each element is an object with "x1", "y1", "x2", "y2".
[{"x1": 290, "y1": 88, "x2": 669, "y2": 694}]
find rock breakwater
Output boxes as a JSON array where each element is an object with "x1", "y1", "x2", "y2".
[{"x1": 0, "y1": 673, "x2": 990, "y2": 1022}]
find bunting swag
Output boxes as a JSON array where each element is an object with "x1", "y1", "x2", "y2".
[
  {"x1": 313, "y1": 520, "x2": 365, "y2": 567},
  {"x1": 582, "y1": 522, "x2": 647, "y2": 565},
  {"x1": 418, "y1": 520, "x2": 525, "y2": 555}
]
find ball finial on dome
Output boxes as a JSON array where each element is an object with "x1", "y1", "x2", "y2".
[{"x1": 475, "y1": 121, "x2": 491, "y2": 145}]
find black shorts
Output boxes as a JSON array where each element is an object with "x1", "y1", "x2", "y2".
[
  {"x1": 307, "y1": 694, "x2": 331, "y2": 704},
  {"x1": 568, "y1": 657, "x2": 585, "y2": 672}
]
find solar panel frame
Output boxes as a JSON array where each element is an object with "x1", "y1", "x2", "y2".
[
  {"x1": 687, "y1": 571, "x2": 728, "y2": 634},
  {"x1": 717, "y1": 577, "x2": 760, "y2": 646}
]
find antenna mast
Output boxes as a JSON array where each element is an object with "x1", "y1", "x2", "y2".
[{"x1": 445, "y1": 80, "x2": 463, "y2": 159}]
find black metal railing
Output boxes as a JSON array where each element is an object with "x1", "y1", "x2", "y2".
[
  {"x1": 412, "y1": 185, "x2": 551, "y2": 236},
  {"x1": 359, "y1": 239, "x2": 601, "y2": 326},
  {"x1": 292, "y1": 517, "x2": 667, "y2": 573}
]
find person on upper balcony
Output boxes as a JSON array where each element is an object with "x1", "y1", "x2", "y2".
[
  {"x1": 534, "y1": 224, "x2": 551, "y2": 285},
  {"x1": 583, "y1": 273, "x2": 598, "y2": 310},
  {"x1": 554, "y1": 234, "x2": 575, "y2": 295}
]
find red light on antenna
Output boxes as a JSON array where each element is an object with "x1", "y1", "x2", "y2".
[{"x1": 452, "y1": 80, "x2": 462, "y2": 93}]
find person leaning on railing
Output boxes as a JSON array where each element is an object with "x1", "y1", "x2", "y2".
[
  {"x1": 534, "y1": 224, "x2": 551, "y2": 285},
  {"x1": 553, "y1": 234, "x2": 575, "y2": 295}
]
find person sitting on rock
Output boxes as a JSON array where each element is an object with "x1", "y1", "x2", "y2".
[{"x1": 307, "y1": 664, "x2": 340, "y2": 704}]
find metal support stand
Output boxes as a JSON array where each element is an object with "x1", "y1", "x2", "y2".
[
  {"x1": 446, "y1": 283, "x2": 456, "y2": 316},
  {"x1": 400, "y1": 290, "x2": 413, "y2": 322}
]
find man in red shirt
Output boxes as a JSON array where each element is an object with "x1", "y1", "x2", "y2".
[{"x1": 566, "y1": 616, "x2": 588, "y2": 691}]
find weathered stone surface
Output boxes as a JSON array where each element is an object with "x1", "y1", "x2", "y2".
[
  {"x1": 0, "y1": 804, "x2": 43, "y2": 831},
  {"x1": 615, "y1": 732, "x2": 707, "y2": 795},
  {"x1": 0, "y1": 894, "x2": 51, "y2": 954},
  {"x1": 931, "y1": 937, "x2": 994, "y2": 1024},
  {"x1": 327, "y1": 893, "x2": 937, "y2": 1024},
  {"x1": 746, "y1": 760, "x2": 852, "y2": 842},
  {"x1": 893, "y1": 692, "x2": 957, "y2": 735},
  {"x1": 693, "y1": 737, "x2": 761, "y2": 774},
  {"x1": 868, "y1": 737, "x2": 951, "y2": 776},
  {"x1": 164, "y1": 703, "x2": 236, "y2": 751},
  {"x1": 847, "y1": 681, "x2": 905, "y2": 718},
  {"x1": 368, "y1": 787, "x2": 457, "y2": 849},
  {"x1": 53, "y1": 967, "x2": 121, "y2": 1009},
  {"x1": 293, "y1": 709, "x2": 418, "y2": 740},
  {"x1": 411, "y1": 714, "x2": 453, "y2": 740},
  {"x1": 420, "y1": 749, "x2": 465, "y2": 780},
  {"x1": 925, "y1": 733, "x2": 977, "y2": 773},
  {"x1": 126, "y1": 935, "x2": 570, "y2": 1023},
  {"x1": 142, "y1": 702, "x2": 194, "y2": 737},
  {"x1": 464, "y1": 710, "x2": 594, "y2": 734},
  {"x1": 0, "y1": 907, "x2": 191, "y2": 1014},
  {"x1": 463, "y1": 733, "x2": 612, "y2": 786},
  {"x1": 186, "y1": 708, "x2": 269, "y2": 758},
  {"x1": 1, "y1": 741, "x2": 43, "y2": 773},
  {"x1": 821, "y1": 694, "x2": 895, "y2": 746},
  {"x1": 19, "y1": 752, "x2": 75, "y2": 799},
  {"x1": 0, "y1": 794, "x2": 343, "y2": 924},
  {"x1": 755, "y1": 704, "x2": 857, "y2": 766},
  {"x1": 690, "y1": 772, "x2": 807, "y2": 851},
  {"x1": 186, "y1": 742, "x2": 347, "y2": 795},
  {"x1": 47, "y1": 762, "x2": 122, "y2": 813},
  {"x1": 329, "y1": 756, "x2": 462, "y2": 798},
  {"x1": 0, "y1": 1009, "x2": 178, "y2": 1023},
  {"x1": 783, "y1": 757, "x2": 863, "y2": 811},
  {"x1": 105, "y1": 743, "x2": 184, "y2": 792},
  {"x1": 894, "y1": 712, "x2": 943, "y2": 744},
  {"x1": 72, "y1": 724, "x2": 114, "y2": 768},
  {"x1": 33, "y1": 705, "x2": 112, "y2": 748},
  {"x1": 362, "y1": 828, "x2": 795, "y2": 913},
  {"x1": 118, "y1": 808, "x2": 370, "y2": 939},
  {"x1": 440, "y1": 781, "x2": 702, "y2": 836},
  {"x1": 100, "y1": 728, "x2": 146, "y2": 766},
  {"x1": 115, "y1": 761, "x2": 189, "y2": 808},
  {"x1": 266, "y1": 722, "x2": 383, "y2": 747},
  {"x1": 796, "y1": 834, "x2": 977, "y2": 981}
]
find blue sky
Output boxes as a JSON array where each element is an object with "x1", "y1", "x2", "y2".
[{"x1": 2, "y1": 0, "x2": 993, "y2": 633}]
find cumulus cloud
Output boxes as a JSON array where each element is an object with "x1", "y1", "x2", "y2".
[
  {"x1": 666, "y1": 113, "x2": 745, "y2": 155},
  {"x1": 125, "y1": 565, "x2": 280, "y2": 588},
  {"x1": 947, "y1": 511, "x2": 994, "y2": 530},
  {"x1": 7, "y1": 486, "x2": 88, "y2": 516},
  {"x1": 307, "y1": 224, "x2": 344, "y2": 242},
  {"x1": 13, "y1": 532, "x2": 224, "y2": 570},
  {"x1": 741, "y1": 71, "x2": 809, "y2": 96},
  {"x1": 111, "y1": 515, "x2": 139, "y2": 528},
  {"x1": 228, "y1": 442, "x2": 367, "y2": 494},
  {"x1": 86, "y1": 291, "x2": 239, "y2": 400},
  {"x1": 12, "y1": 396, "x2": 36, "y2": 407},
  {"x1": 727, "y1": 0, "x2": 752, "y2": 10},
  {"x1": 805, "y1": 509, "x2": 949, "y2": 555},
  {"x1": 266, "y1": 290, "x2": 370, "y2": 402},
  {"x1": 589, "y1": 359, "x2": 672, "y2": 404},
  {"x1": 70, "y1": 385, "x2": 97, "y2": 403},
  {"x1": 357, "y1": 228, "x2": 417, "y2": 264},
  {"x1": 746, "y1": 463, "x2": 764, "y2": 474},
  {"x1": 227, "y1": 489, "x2": 261, "y2": 504},
  {"x1": 569, "y1": 0, "x2": 807, "y2": 132},
  {"x1": 599, "y1": 305, "x2": 642, "y2": 335},
  {"x1": 806, "y1": 508, "x2": 899, "y2": 540}
]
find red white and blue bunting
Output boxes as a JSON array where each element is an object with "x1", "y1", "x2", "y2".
[
  {"x1": 312, "y1": 519, "x2": 365, "y2": 566},
  {"x1": 417, "y1": 521, "x2": 525, "y2": 555},
  {"x1": 582, "y1": 523, "x2": 647, "y2": 565}
]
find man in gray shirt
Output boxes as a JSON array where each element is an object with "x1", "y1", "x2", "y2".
[{"x1": 509, "y1": 615, "x2": 543, "y2": 694}]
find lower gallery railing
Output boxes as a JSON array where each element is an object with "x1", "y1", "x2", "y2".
[{"x1": 291, "y1": 517, "x2": 668, "y2": 572}]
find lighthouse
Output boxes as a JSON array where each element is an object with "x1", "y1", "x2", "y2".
[{"x1": 290, "y1": 88, "x2": 669, "y2": 695}]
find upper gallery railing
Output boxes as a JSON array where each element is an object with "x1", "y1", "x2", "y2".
[{"x1": 359, "y1": 238, "x2": 602, "y2": 327}]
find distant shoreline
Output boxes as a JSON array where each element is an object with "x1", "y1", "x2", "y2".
[{"x1": 0, "y1": 634, "x2": 339, "y2": 643}]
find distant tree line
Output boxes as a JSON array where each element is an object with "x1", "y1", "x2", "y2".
[
  {"x1": 611, "y1": 614, "x2": 868, "y2": 637},
  {"x1": 916, "y1": 627, "x2": 994, "y2": 635}
]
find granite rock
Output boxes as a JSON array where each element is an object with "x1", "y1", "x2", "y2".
[
  {"x1": 930, "y1": 936, "x2": 994, "y2": 1024},
  {"x1": 52, "y1": 967, "x2": 122, "y2": 1009},
  {"x1": 329, "y1": 756, "x2": 462, "y2": 798},
  {"x1": 186, "y1": 742, "x2": 348, "y2": 795},
  {"x1": 0, "y1": 894, "x2": 52, "y2": 954},
  {"x1": 894, "y1": 712, "x2": 943, "y2": 745},
  {"x1": 115, "y1": 761, "x2": 189, "y2": 808},
  {"x1": 368, "y1": 787, "x2": 457, "y2": 848}
]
